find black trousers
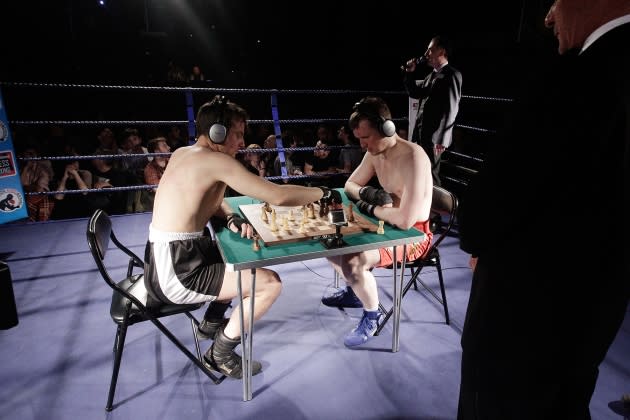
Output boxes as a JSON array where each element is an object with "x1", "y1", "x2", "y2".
[{"x1": 457, "y1": 256, "x2": 628, "y2": 420}]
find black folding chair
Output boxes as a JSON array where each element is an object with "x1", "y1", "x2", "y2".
[
  {"x1": 86, "y1": 209, "x2": 224, "y2": 411},
  {"x1": 376, "y1": 186, "x2": 458, "y2": 334}
]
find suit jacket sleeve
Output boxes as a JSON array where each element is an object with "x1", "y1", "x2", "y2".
[
  {"x1": 403, "y1": 71, "x2": 431, "y2": 100},
  {"x1": 431, "y1": 67, "x2": 462, "y2": 147}
]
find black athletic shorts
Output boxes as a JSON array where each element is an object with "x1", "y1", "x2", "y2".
[{"x1": 144, "y1": 225, "x2": 225, "y2": 305}]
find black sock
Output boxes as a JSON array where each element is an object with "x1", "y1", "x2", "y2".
[{"x1": 203, "y1": 300, "x2": 231, "y2": 321}]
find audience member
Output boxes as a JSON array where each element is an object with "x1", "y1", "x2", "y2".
[
  {"x1": 51, "y1": 155, "x2": 107, "y2": 220},
  {"x1": 94, "y1": 127, "x2": 118, "y2": 155},
  {"x1": 93, "y1": 127, "x2": 122, "y2": 169},
  {"x1": 287, "y1": 130, "x2": 308, "y2": 176},
  {"x1": 166, "y1": 60, "x2": 186, "y2": 82},
  {"x1": 19, "y1": 145, "x2": 55, "y2": 221},
  {"x1": 189, "y1": 65, "x2": 205, "y2": 82},
  {"x1": 139, "y1": 136, "x2": 171, "y2": 211},
  {"x1": 165, "y1": 124, "x2": 188, "y2": 151},
  {"x1": 273, "y1": 132, "x2": 299, "y2": 178},
  {"x1": 118, "y1": 127, "x2": 150, "y2": 182},
  {"x1": 316, "y1": 124, "x2": 340, "y2": 164},
  {"x1": 259, "y1": 134, "x2": 277, "y2": 178},
  {"x1": 144, "y1": 137, "x2": 171, "y2": 189},
  {"x1": 336, "y1": 124, "x2": 363, "y2": 174},
  {"x1": 90, "y1": 155, "x2": 137, "y2": 215},
  {"x1": 304, "y1": 139, "x2": 338, "y2": 186},
  {"x1": 242, "y1": 144, "x2": 267, "y2": 177}
]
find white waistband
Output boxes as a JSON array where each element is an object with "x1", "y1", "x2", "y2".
[{"x1": 149, "y1": 224, "x2": 204, "y2": 242}]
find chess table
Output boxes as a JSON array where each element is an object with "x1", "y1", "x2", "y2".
[{"x1": 215, "y1": 190, "x2": 426, "y2": 401}]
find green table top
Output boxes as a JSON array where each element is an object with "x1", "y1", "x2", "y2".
[{"x1": 216, "y1": 192, "x2": 425, "y2": 271}]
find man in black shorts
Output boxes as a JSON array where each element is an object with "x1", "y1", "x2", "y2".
[{"x1": 144, "y1": 95, "x2": 341, "y2": 378}]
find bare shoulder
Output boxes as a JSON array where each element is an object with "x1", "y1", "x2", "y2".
[
  {"x1": 171, "y1": 146, "x2": 237, "y2": 168},
  {"x1": 395, "y1": 138, "x2": 423, "y2": 157},
  {"x1": 395, "y1": 139, "x2": 430, "y2": 167}
]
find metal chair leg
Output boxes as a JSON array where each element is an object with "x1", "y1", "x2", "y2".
[
  {"x1": 188, "y1": 314, "x2": 202, "y2": 360},
  {"x1": 107, "y1": 321, "x2": 129, "y2": 411},
  {"x1": 375, "y1": 272, "x2": 420, "y2": 336},
  {"x1": 435, "y1": 258, "x2": 450, "y2": 324}
]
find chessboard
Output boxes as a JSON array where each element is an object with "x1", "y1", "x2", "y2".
[{"x1": 238, "y1": 202, "x2": 378, "y2": 246}]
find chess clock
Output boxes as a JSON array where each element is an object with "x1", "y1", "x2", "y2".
[
  {"x1": 328, "y1": 208, "x2": 348, "y2": 227},
  {"x1": 321, "y1": 208, "x2": 348, "y2": 249}
]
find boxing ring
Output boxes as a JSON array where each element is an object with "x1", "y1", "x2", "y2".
[
  {"x1": 2, "y1": 81, "x2": 509, "y2": 211},
  {"x1": 0, "y1": 81, "x2": 627, "y2": 419}
]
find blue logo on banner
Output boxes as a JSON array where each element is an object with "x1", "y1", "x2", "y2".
[{"x1": 0, "y1": 89, "x2": 28, "y2": 224}]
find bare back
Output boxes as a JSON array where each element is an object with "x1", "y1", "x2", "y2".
[{"x1": 151, "y1": 145, "x2": 225, "y2": 232}]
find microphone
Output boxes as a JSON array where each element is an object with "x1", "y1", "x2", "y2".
[{"x1": 401, "y1": 56, "x2": 427, "y2": 71}]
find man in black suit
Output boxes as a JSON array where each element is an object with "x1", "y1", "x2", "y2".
[
  {"x1": 403, "y1": 35, "x2": 463, "y2": 187},
  {"x1": 457, "y1": 1, "x2": 630, "y2": 418}
]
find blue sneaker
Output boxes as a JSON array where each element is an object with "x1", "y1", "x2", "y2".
[
  {"x1": 321, "y1": 287, "x2": 363, "y2": 308},
  {"x1": 344, "y1": 310, "x2": 382, "y2": 347}
]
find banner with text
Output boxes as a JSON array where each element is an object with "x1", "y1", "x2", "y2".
[
  {"x1": 0, "y1": 89, "x2": 28, "y2": 224},
  {"x1": 408, "y1": 97, "x2": 419, "y2": 141}
]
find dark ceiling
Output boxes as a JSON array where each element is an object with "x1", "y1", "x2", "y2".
[{"x1": 1, "y1": 1, "x2": 555, "y2": 91}]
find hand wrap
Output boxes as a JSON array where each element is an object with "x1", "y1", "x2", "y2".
[
  {"x1": 226, "y1": 213, "x2": 246, "y2": 231},
  {"x1": 359, "y1": 186, "x2": 393, "y2": 206},
  {"x1": 318, "y1": 186, "x2": 343, "y2": 205},
  {"x1": 356, "y1": 200, "x2": 375, "y2": 217}
]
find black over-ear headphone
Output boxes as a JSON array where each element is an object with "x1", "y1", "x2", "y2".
[
  {"x1": 352, "y1": 100, "x2": 396, "y2": 137},
  {"x1": 208, "y1": 95, "x2": 229, "y2": 144}
]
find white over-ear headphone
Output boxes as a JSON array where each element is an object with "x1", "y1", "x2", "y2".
[
  {"x1": 352, "y1": 100, "x2": 396, "y2": 137},
  {"x1": 208, "y1": 96, "x2": 228, "y2": 144}
]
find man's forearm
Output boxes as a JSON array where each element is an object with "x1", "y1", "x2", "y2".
[
  {"x1": 217, "y1": 201, "x2": 234, "y2": 220},
  {"x1": 344, "y1": 181, "x2": 362, "y2": 201}
]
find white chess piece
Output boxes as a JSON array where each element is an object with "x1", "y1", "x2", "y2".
[{"x1": 377, "y1": 220, "x2": 385, "y2": 234}]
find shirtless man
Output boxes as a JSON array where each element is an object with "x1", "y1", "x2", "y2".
[
  {"x1": 322, "y1": 96, "x2": 434, "y2": 347},
  {"x1": 144, "y1": 95, "x2": 340, "y2": 378}
]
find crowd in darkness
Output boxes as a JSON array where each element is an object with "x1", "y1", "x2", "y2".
[{"x1": 14, "y1": 119, "x2": 375, "y2": 223}]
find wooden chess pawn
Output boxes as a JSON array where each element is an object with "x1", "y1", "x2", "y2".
[
  {"x1": 288, "y1": 209, "x2": 294, "y2": 221},
  {"x1": 270, "y1": 214, "x2": 278, "y2": 232},
  {"x1": 307, "y1": 203, "x2": 316, "y2": 219},
  {"x1": 377, "y1": 220, "x2": 385, "y2": 234},
  {"x1": 252, "y1": 235, "x2": 261, "y2": 251},
  {"x1": 298, "y1": 217, "x2": 307, "y2": 234},
  {"x1": 282, "y1": 216, "x2": 289, "y2": 231},
  {"x1": 347, "y1": 203, "x2": 355, "y2": 222},
  {"x1": 261, "y1": 208, "x2": 268, "y2": 223}
]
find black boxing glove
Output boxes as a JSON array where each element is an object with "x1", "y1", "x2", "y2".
[
  {"x1": 318, "y1": 186, "x2": 343, "y2": 205},
  {"x1": 226, "y1": 213, "x2": 247, "y2": 231},
  {"x1": 359, "y1": 186, "x2": 393, "y2": 206},
  {"x1": 355, "y1": 199, "x2": 375, "y2": 217}
]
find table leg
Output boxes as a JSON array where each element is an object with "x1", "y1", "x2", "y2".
[
  {"x1": 237, "y1": 269, "x2": 256, "y2": 401},
  {"x1": 391, "y1": 245, "x2": 407, "y2": 352}
]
